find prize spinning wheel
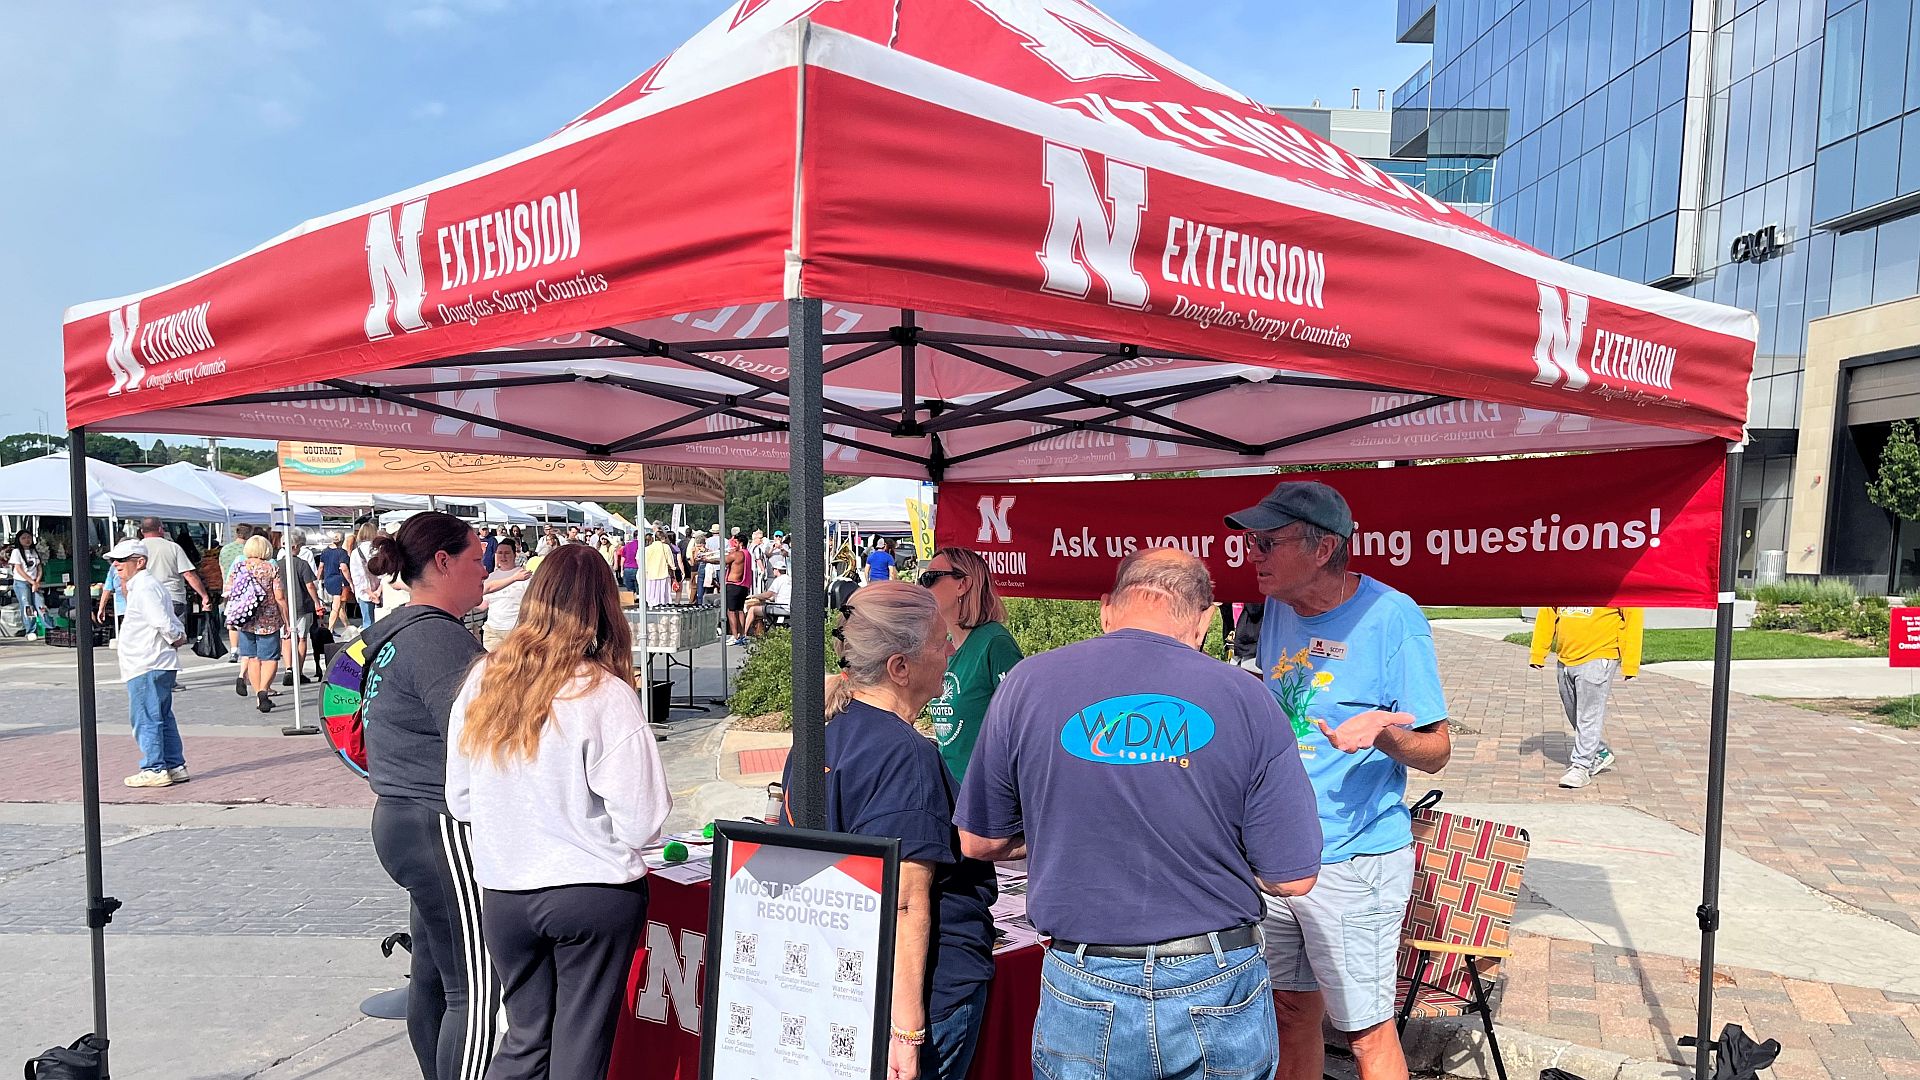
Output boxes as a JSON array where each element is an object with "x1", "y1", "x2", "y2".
[{"x1": 320, "y1": 637, "x2": 373, "y2": 778}]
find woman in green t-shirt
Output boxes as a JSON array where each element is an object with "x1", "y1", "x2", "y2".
[{"x1": 918, "y1": 546, "x2": 1023, "y2": 780}]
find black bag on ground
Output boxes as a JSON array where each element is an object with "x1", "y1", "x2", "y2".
[
  {"x1": 193, "y1": 614, "x2": 227, "y2": 659},
  {"x1": 24, "y1": 1034, "x2": 107, "y2": 1080}
]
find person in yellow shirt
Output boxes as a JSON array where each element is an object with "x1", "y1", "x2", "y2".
[{"x1": 1529, "y1": 606, "x2": 1643, "y2": 789}]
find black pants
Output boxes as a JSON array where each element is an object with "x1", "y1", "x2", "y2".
[
  {"x1": 372, "y1": 798, "x2": 502, "y2": 1080},
  {"x1": 482, "y1": 879, "x2": 649, "y2": 1080}
]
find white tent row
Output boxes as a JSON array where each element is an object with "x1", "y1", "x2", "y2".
[
  {"x1": 244, "y1": 469, "x2": 432, "y2": 515},
  {"x1": 0, "y1": 454, "x2": 226, "y2": 521},
  {"x1": 147, "y1": 463, "x2": 322, "y2": 527},
  {"x1": 382, "y1": 499, "x2": 539, "y2": 530}
]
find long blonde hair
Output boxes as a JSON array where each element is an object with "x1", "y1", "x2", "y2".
[
  {"x1": 824, "y1": 581, "x2": 944, "y2": 717},
  {"x1": 459, "y1": 544, "x2": 634, "y2": 765}
]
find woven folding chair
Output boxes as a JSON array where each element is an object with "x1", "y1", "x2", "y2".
[{"x1": 1394, "y1": 790, "x2": 1531, "y2": 1080}]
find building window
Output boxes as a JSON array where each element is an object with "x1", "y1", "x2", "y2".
[{"x1": 1819, "y1": 3, "x2": 1866, "y2": 145}]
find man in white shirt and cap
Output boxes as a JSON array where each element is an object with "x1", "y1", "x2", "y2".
[{"x1": 108, "y1": 540, "x2": 190, "y2": 789}]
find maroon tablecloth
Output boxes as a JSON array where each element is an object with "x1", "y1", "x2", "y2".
[{"x1": 608, "y1": 872, "x2": 1040, "y2": 1079}]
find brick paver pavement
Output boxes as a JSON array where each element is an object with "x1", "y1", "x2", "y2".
[
  {"x1": 1431, "y1": 629, "x2": 1920, "y2": 1077},
  {"x1": 1, "y1": 731, "x2": 373, "y2": 807}
]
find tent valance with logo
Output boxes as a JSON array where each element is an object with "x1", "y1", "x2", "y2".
[{"x1": 58, "y1": 2, "x2": 1756, "y2": 1075}]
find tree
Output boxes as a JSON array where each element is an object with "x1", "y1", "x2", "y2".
[
  {"x1": 1869, "y1": 419, "x2": 1920, "y2": 588},
  {"x1": 81, "y1": 435, "x2": 142, "y2": 464},
  {"x1": 0, "y1": 432, "x2": 65, "y2": 465}
]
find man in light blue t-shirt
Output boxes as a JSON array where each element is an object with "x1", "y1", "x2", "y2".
[{"x1": 1226, "y1": 480, "x2": 1452, "y2": 1080}]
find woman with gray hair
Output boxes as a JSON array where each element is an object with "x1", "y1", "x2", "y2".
[{"x1": 778, "y1": 581, "x2": 997, "y2": 1080}]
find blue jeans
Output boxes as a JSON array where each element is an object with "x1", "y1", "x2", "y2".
[
  {"x1": 360, "y1": 601, "x2": 376, "y2": 630},
  {"x1": 14, "y1": 580, "x2": 46, "y2": 627},
  {"x1": 1033, "y1": 941, "x2": 1275, "y2": 1080},
  {"x1": 620, "y1": 567, "x2": 638, "y2": 592},
  {"x1": 127, "y1": 670, "x2": 185, "y2": 773},
  {"x1": 924, "y1": 980, "x2": 990, "y2": 1080}
]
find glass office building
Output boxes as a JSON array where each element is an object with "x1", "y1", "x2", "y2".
[{"x1": 1393, "y1": 0, "x2": 1920, "y2": 590}]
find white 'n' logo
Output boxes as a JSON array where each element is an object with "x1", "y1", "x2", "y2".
[
  {"x1": 106, "y1": 303, "x2": 144, "y2": 395},
  {"x1": 976, "y1": 496, "x2": 1017, "y2": 544},
  {"x1": 429, "y1": 368, "x2": 501, "y2": 440},
  {"x1": 365, "y1": 197, "x2": 431, "y2": 342},
  {"x1": 634, "y1": 922, "x2": 704, "y2": 1034},
  {"x1": 1531, "y1": 283, "x2": 1590, "y2": 390},
  {"x1": 1039, "y1": 143, "x2": 1149, "y2": 310},
  {"x1": 969, "y1": 0, "x2": 1152, "y2": 82}
]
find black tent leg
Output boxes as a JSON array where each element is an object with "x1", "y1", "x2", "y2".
[
  {"x1": 68, "y1": 431, "x2": 117, "y2": 1077},
  {"x1": 788, "y1": 298, "x2": 828, "y2": 831},
  {"x1": 1693, "y1": 439, "x2": 1744, "y2": 1080}
]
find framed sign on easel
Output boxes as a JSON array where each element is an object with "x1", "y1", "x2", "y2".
[{"x1": 701, "y1": 821, "x2": 899, "y2": 1079}]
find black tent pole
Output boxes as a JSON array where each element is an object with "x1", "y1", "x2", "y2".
[
  {"x1": 1692, "y1": 438, "x2": 1744, "y2": 1080},
  {"x1": 67, "y1": 431, "x2": 119, "y2": 1076},
  {"x1": 787, "y1": 298, "x2": 828, "y2": 830}
]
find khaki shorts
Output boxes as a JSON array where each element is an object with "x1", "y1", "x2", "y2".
[
  {"x1": 1261, "y1": 843, "x2": 1415, "y2": 1031},
  {"x1": 483, "y1": 626, "x2": 512, "y2": 652}
]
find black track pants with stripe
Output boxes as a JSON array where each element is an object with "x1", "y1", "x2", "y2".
[{"x1": 373, "y1": 797, "x2": 501, "y2": 1080}]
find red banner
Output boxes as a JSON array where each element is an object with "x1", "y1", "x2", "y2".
[{"x1": 936, "y1": 444, "x2": 1728, "y2": 608}]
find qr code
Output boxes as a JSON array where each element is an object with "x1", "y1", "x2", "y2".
[
  {"x1": 829, "y1": 1023, "x2": 857, "y2": 1060},
  {"x1": 780, "y1": 1012, "x2": 806, "y2": 1049},
  {"x1": 732, "y1": 932, "x2": 758, "y2": 968},
  {"x1": 834, "y1": 948, "x2": 863, "y2": 986},
  {"x1": 782, "y1": 941, "x2": 809, "y2": 978},
  {"x1": 728, "y1": 1003, "x2": 753, "y2": 1038}
]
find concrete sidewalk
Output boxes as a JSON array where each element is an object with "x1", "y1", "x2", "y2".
[{"x1": 1432, "y1": 615, "x2": 1915, "y2": 700}]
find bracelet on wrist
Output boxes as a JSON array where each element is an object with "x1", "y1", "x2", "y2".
[{"x1": 889, "y1": 1025, "x2": 927, "y2": 1045}]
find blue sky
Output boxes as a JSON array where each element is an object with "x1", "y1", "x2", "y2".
[{"x1": 1, "y1": 0, "x2": 1426, "y2": 442}]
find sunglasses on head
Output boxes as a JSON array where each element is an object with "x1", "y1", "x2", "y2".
[{"x1": 917, "y1": 569, "x2": 965, "y2": 587}]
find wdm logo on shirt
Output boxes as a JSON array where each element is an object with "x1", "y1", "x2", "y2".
[{"x1": 1060, "y1": 694, "x2": 1215, "y2": 766}]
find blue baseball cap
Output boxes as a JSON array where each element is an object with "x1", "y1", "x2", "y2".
[{"x1": 1224, "y1": 481, "x2": 1353, "y2": 539}]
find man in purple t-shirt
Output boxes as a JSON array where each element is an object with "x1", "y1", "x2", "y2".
[{"x1": 957, "y1": 548, "x2": 1321, "y2": 1080}]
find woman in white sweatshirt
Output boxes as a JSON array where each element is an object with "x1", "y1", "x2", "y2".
[{"x1": 446, "y1": 543, "x2": 671, "y2": 1080}]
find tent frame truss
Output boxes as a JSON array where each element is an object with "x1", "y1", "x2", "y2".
[{"x1": 193, "y1": 309, "x2": 1464, "y2": 476}]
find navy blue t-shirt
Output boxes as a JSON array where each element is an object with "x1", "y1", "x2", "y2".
[
  {"x1": 781, "y1": 700, "x2": 996, "y2": 1020},
  {"x1": 955, "y1": 629, "x2": 1322, "y2": 946},
  {"x1": 316, "y1": 547, "x2": 352, "y2": 596}
]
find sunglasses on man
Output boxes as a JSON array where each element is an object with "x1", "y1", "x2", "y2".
[
  {"x1": 916, "y1": 569, "x2": 966, "y2": 588},
  {"x1": 1242, "y1": 527, "x2": 1313, "y2": 555}
]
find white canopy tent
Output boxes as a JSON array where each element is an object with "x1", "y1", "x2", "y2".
[
  {"x1": 822, "y1": 476, "x2": 931, "y2": 532},
  {"x1": 477, "y1": 499, "x2": 538, "y2": 525},
  {"x1": 501, "y1": 498, "x2": 581, "y2": 522},
  {"x1": 0, "y1": 455, "x2": 226, "y2": 521},
  {"x1": 148, "y1": 463, "x2": 323, "y2": 527},
  {"x1": 579, "y1": 501, "x2": 636, "y2": 533},
  {"x1": 244, "y1": 469, "x2": 431, "y2": 515}
]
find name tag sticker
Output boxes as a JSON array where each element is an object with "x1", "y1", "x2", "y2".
[{"x1": 1308, "y1": 638, "x2": 1347, "y2": 661}]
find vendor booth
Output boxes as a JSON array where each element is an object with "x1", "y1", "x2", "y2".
[{"x1": 59, "y1": 1, "x2": 1757, "y2": 1077}]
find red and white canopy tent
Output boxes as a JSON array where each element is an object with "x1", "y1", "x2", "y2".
[{"x1": 61, "y1": 1, "x2": 1756, "y2": 1074}]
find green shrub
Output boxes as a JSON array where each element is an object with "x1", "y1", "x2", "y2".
[
  {"x1": 1811, "y1": 579, "x2": 1860, "y2": 606},
  {"x1": 1005, "y1": 597, "x2": 1225, "y2": 659},
  {"x1": 734, "y1": 599, "x2": 1234, "y2": 727},
  {"x1": 1749, "y1": 599, "x2": 1794, "y2": 631},
  {"x1": 1752, "y1": 579, "x2": 1820, "y2": 606},
  {"x1": 727, "y1": 630, "x2": 831, "y2": 728}
]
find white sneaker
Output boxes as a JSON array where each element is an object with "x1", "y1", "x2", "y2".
[
  {"x1": 167, "y1": 767, "x2": 190, "y2": 783},
  {"x1": 1557, "y1": 766, "x2": 1592, "y2": 790},
  {"x1": 1590, "y1": 749, "x2": 1617, "y2": 775},
  {"x1": 123, "y1": 769, "x2": 174, "y2": 788}
]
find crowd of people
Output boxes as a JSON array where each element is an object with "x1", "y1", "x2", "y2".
[
  {"x1": 757, "y1": 479, "x2": 1451, "y2": 1080},
  {"x1": 21, "y1": 477, "x2": 1663, "y2": 1080}
]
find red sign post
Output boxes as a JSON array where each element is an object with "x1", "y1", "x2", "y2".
[{"x1": 1891, "y1": 608, "x2": 1920, "y2": 667}]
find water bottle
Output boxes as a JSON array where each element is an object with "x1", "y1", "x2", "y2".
[{"x1": 763, "y1": 782, "x2": 784, "y2": 825}]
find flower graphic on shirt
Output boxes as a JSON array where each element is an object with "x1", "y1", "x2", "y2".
[{"x1": 1269, "y1": 648, "x2": 1332, "y2": 739}]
